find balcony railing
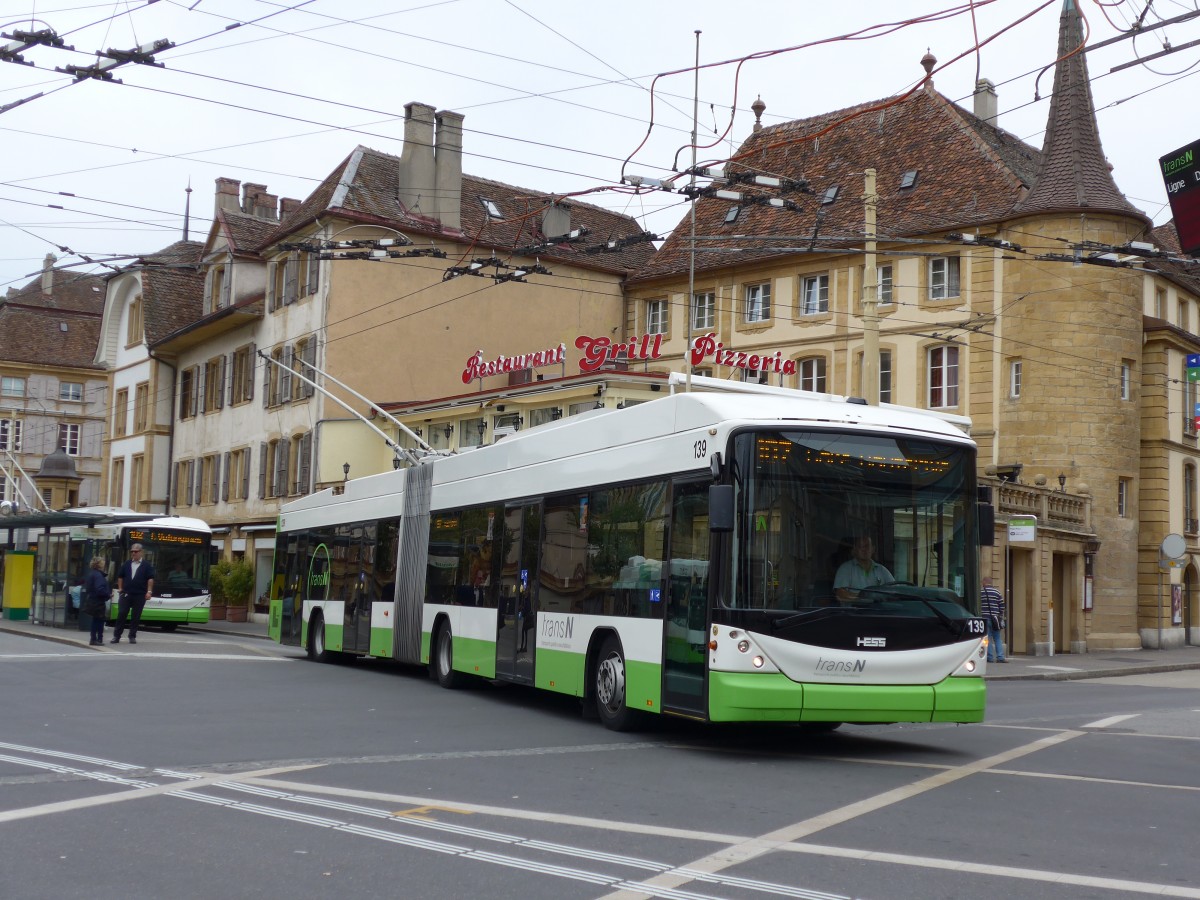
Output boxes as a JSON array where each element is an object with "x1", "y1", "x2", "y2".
[{"x1": 992, "y1": 479, "x2": 1090, "y2": 533}]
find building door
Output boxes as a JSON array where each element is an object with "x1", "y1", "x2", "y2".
[
  {"x1": 495, "y1": 503, "x2": 540, "y2": 684},
  {"x1": 662, "y1": 480, "x2": 711, "y2": 717},
  {"x1": 1007, "y1": 546, "x2": 1032, "y2": 655}
]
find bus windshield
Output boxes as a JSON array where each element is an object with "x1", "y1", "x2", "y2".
[
  {"x1": 126, "y1": 527, "x2": 211, "y2": 597},
  {"x1": 726, "y1": 429, "x2": 977, "y2": 616}
]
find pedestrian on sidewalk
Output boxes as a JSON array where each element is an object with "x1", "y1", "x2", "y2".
[
  {"x1": 112, "y1": 544, "x2": 155, "y2": 645},
  {"x1": 981, "y1": 576, "x2": 1007, "y2": 663},
  {"x1": 81, "y1": 556, "x2": 112, "y2": 646}
]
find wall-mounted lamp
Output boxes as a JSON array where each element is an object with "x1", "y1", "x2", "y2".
[
  {"x1": 342, "y1": 462, "x2": 350, "y2": 482},
  {"x1": 444, "y1": 423, "x2": 453, "y2": 440},
  {"x1": 514, "y1": 415, "x2": 523, "y2": 432},
  {"x1": 1057, "y1": 473, "x2": 1067, "y2": 492},
  {"x1": 392, "y1": 457, "x2": 402, "y2": 470},
  {"x1": 413, "y1": 426, "x2": 422, "y2": 438},
  {"x1": 478, "y1": 420, "x2": 487, "y2": 438},
  {"x1": 594, "y1": 385, "x2": 604, "y2": 397},
  {"x1": 550, "y1": 407, "x2": 562, "y2": 420}
]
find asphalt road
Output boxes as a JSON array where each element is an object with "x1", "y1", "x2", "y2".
[{"x1": 2, "y1": 627, "x2": 1198, "y2": 900}]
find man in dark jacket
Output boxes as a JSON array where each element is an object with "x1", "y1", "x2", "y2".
[{"x1": 112, "y1": 544, "x2": 155, "y2": 645}]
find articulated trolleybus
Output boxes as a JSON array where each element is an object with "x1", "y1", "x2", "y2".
[{"x1": 271, "y1": 380, "x2": 989, "y2": 730}]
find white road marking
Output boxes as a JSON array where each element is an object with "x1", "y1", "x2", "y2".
[
  {"x1": 0, "y1": 652, "x2": 290, "y2": 661},
  {"x1": 1026, "y1": 664, "x2": 1083, "y2": 671},
  {"x1": 1082, "y1": 713, "x2": 1140, "y2": 729}
]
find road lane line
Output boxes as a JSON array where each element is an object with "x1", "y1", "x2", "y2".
[
  {"x1": 600, "y1": 730, "x2": 1084, "y2": 899},
  {"x1": 0, "y1": 763, "x2": 320, "y2": 824},
  {"x1": 1082, "y1": 713, "x2": 1140, "y2": 729}
]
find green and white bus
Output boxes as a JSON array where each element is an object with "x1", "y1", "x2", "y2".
[{"x1": 270, "y1": 379, "x2": 989, "y2": 730}]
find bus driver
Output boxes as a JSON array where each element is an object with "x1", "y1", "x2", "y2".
[{"x1": 833, "y1": 535, "x2": 893, "y2": 602}]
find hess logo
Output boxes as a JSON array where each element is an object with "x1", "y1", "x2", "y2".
[{"x1": 856, "y1": 637, "x2": 886, "y2": 648}]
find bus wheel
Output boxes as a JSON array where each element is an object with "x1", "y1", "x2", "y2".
[
  {"x1": 308, "y1": 616, "x2": 333, "y2": 663},
  {"x1": 433, "y1": 623, "x2": 464, "y2": 688},
  {"x1": 595, "y1": 637, "x2": 634, "y2": 731}
]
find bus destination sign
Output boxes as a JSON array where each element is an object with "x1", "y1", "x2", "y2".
[
  {"x1": 1160, "y1": 138, "x2": 1200, "y2": 256},
  {"x1": 127, "y1": 528, "x2": 207, "y2": 546}
]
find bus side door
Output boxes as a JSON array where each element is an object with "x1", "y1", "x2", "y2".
[
  {"x1": 662, "y1": 479, "x2": 712, "y2": 717},
  {"x1": 495, "y1": 502, "x2": 541, "y2": 684}
]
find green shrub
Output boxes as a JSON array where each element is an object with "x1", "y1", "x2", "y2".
[{"x1": 211, "y1": 558, "x2": 255, "y2": 607}]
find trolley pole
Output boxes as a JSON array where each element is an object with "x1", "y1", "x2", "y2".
[
  {"x1": 862, "y1": 168, "x2": 880, "y2": 405},
  {"x1": 685, "y1": 30, "x2": 700, "y2": 393}
]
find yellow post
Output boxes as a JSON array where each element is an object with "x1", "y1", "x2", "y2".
[{"x1": 2, "y1": 551, "x2": 35, "y2": 620}]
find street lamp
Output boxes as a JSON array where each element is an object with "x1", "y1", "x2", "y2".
[
  {"x1": 443, "y1": 423, "x2": 453, "y2": 441},
  {"x1": 1058, "y1": 473, "x2": 1067, "y2": 492},
  {"x1": 342, "y1": 462, "x2": 350, "y2": 482}
]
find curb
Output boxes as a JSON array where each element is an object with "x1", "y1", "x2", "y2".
[
  {"x1": 985, "y1": 661, "x2": 1200, "y2": 681},
  {"x1": 0, "y1": 624, "x2": 104, "y2": 650}
]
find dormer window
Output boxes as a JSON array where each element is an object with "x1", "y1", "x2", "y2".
[
  {"x1": 899, "y1": 170, "x2": 919, "y2": 190},
  {"x1": 820, "y1": 185, "x2": 839, "y2": 205},
  {"x1": 480, "y1": 197, "x2": 503, "y2": 219},
  {"x1": 724, "y1": 206, "x2": 740, "y2": 224}
]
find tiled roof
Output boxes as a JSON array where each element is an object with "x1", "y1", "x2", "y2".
[
  {"x1": 218, "y1": 209, "x2": 281, "y2": 254},
  {"x1": 261, "y1": 146, "x2": 655, "y2": 275},
  {"x1": 130, "y1": 241, "x2": 205, "y2": 344},
  {"x1": 631, "y1": 87, "x2": 1040, "y2": 282},
  {"x1": 0, "y1": 304, "x2": 103, "y2": 368},
  {"x1": 1146, "y1": 222, "x2": 1200, "y2": 298},
  {"x1": 3, "y1": 268, "x2": 107, "y2": 313},
  {"x1": 1013, "y1": 1, "x2": 1148, "y2": 223}
]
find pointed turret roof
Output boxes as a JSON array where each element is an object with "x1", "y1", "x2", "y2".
[{"x1": 1013, "y1": 0, "x2": 1148, "y2": 223}]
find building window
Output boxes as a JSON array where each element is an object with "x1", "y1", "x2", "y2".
[
  {"x1": 1185, "y1": 359, "x2": 1198, "y2": 437},
  {"x1": 692, "y1": 291, "x2": 715, "y2": 331},
  {"x1": 0, "y1": 418, "x2": 21, "y2": 452},
  {"x1": 304, "y1": 252, "x2": 320, "y2": 296},
  {"x1": 174, "y1": 459, "x2": 194, "y2": 506},
  {"x1": 480, "y1": 197, "x2": 503, "y2": 219},
  {"x1": 929, "y1": 256, "x2": 960, "y2": 300},
  {"x1": 134, "y1": 382, "x2": 149, "y2": 433},
  {"x1": 1009, "y1": 359, "x2": 1022, "y2": 399},
  {"x1": 1180, "y1": 300, "x2": 1191, "y2": 333},
  {"x1": 114, "y1": 388, "x2": 129, "y2": 436},
  {"x1": 1, "y1": 376, "x2": 25, "y2": 397},
  {"x1": 1186, "y1": 464, "x2": 1198, "y2": 534},
  {"x1": 179, "y1": 366, "x2": 198, "y2": 420},
  {"x1": 130, "y1": 454, "x2": 144, "y2": 505},
  {"x1": 877, "y1": 264, "x2": 893, "y2": 305},
  {"x1": 880, "y1": 351, "x2": 892, "y2": 404},
  {"x1": 208, "y1": 265, "x2": 230, "y2": 312},
  {"x1": 203, "y1": 357, "x2": 224, "y2": 413},
  {"x1": 646, "y1": 298, "x2": 668, "y2": 336},
  {"x1": 1120, "y1": 360, "x2": 1132, "y2": 401},
  {"x1": 798, "y1": 357, "x2": 827, "y2": 392},
  {"x1": 59, "y1": 382, "x2": 83, "y2": 402},
  {"x1": 127, "y1": 296, "x2": 144, "y2": 345},
  {"x1": 1117, "y1": 478, "x2": 1130, "y2": 517},
  {"x1": 292, "y1": 338, "x2": 315, "y2": 401},
  {"x1": 110, "y1": 458, "x2": 124, "y2": 507},
  {"x1": 928, "y1": 345, "x2": 959, "y2": 408},
  {"x1": 1155, "y1": 287, "x2": 1167, "y2": 319},
  {"x1": 230, "y1": 344, "x2": 255, "y2": 405},
  {"x1": 289, "y1": 432, "x2": 311, "y2": 496},
  {"x1": 744, "y1": 283, "x2": 771, "y2": 323},
  {"x1": 226, "y1": 447, "x2": 251, "y2": 501},
  {"x1": 58, "y1": 423, "x2": 80, "y2": 456},
  {"x1": 800, "y1": 274, "x2": 829, "y2": 316}
]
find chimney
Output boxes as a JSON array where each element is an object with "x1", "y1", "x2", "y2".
[
  {"x1": 434, "y1": 109, "x2": 464, "y2": 231},
  {"x1": 241, "y1": 183, "x2": 267, "y2": 215},
  {"x1": 41, "y1": 253, "x2": 56, "y2": 294},
  {"x1": 542, "y1": 202, "x2": 571, "y2": 241},
  {"x1": 396, "y1": 102, "x2": 437, "y2": 219},
  {"x1": 974, "y1": 78, "x2": 998, "y2": 124},
  {"x1": 254, "y1": 191, "x2": 278, "y2": 220},
  {"x1": 215, "y1": 177, "x2": 241, "y2": 215},
  {"x1": 279, "y1": 197, "x2": 301, "y2": 220}
]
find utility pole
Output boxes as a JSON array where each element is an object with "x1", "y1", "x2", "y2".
[{"x1": 862, "y1": 168, "x2": 879, "y2": 404}]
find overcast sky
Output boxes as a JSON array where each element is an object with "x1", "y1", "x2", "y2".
[{"x1": 2, "y1": 0, "x2": 1198, "y2": 292}]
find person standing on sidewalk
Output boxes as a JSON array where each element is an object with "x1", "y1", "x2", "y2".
[
  {"x1": 981, "y1": 576, "x2": 1007, "y2": 663},
  {"x1": 81, "y1": 556, "x2": 112, "y2": 646},
  {"x1": 112, "y1": 544, "x2": 155, "y2": 645}
]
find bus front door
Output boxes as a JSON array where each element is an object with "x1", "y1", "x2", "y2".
[
  {"x1": 662, "y1": 480, "x2": 711, "y2": 718},
  {"x1": 495, "y1": 502, "x2": 541, "y2": 684}
]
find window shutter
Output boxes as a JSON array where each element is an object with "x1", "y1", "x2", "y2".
[
  {"x1": 203, "y1": 269, "x2": 213, "y2": 314},
  {"x1": 280, "y1": 345, "x2": 293, "y2": 403},
  {"x1": 222, "y1": 451, "x2": 231, "y2": 501},
  {"x1": 247, "y1": 344, "x2": 256, "y2": 401},
  {"x1": 306, "y1": 254, "x2": 320, "y2": 295},
  {"x1": 284, "y1": 253, "x2": 299, "y2": 305},
  {"x1": 297, "y1": 432, "x2": 311, "y2": 495},
  {"x1": 275, "y1": 439, "x2": 289, "y2": 498},
  {"x1": 185, "y1": 460, "x2": 195, "y2": 506},
  {"x1": 258, "y1": 442, "x2": 267, "y2": 498},
  {"x1": 178, "y1": 370, "x2": 188, "y2": 420},
  {"x1": 189, "y1": 367, "x2": 199, "y2": 418},
  {"x1": 220, "y1": 264, "x2": 232, "y2": 308},
  {"x1": 262, "y1": 352, "x2": 271, "y2": 408},
  {"x1": 241, "y1": 448, "x2": 251, "y2": 500},
  {"x1": 302, "y1": 339, "x2": 317, "y2": 398},
  {"x1": 197, "y1": 364, "x2": 207, "y2": 414},
  {"x1": 209, "y1": 456, "x2": 219, "y2": 504},
  {"x1": 217, "y1": 355, "x2": 227, "y2": 409},
  {"x1": 267, "y1": 261, "x2": 278, "y2": 312}
]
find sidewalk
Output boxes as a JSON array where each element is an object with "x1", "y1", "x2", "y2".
[{"x1": 4, "y1": 615, "x2": 1200, "y2": 680}]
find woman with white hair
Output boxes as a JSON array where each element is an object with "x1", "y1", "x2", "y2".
[{"x1": 81, "y1": 556, "x2": 112, "y2": 646}]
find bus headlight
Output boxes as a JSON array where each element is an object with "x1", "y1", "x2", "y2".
[
  {"x1": 964, "y1": 659, "x2": 976, "y2": 673},
  {"x1": 752, "y1": 656, "x2": 765, "y2": 668}
]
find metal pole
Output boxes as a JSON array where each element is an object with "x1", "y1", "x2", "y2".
[
  {"x1": 862, "y1": 168, "x2": 879, "y2": 404},
  {"x1": 685, "y1": 30, "x2": 700, "y2": 393}
]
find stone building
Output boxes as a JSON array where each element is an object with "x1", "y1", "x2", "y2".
[{"x1": 624, "y1": 1, "x2": 1198, "y2": 652}]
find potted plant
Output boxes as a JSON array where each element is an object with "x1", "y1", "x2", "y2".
[
  {"x1": 209, "y1": 559, "x2": 229, "y2": 621},
  {"x1": 221, "y1": 559, "x2": 255, "y2": 623}
]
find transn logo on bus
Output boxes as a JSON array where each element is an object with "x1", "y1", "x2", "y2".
[{"x1": 856, "y1": 637, "x2": 886, "y2": 648}]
